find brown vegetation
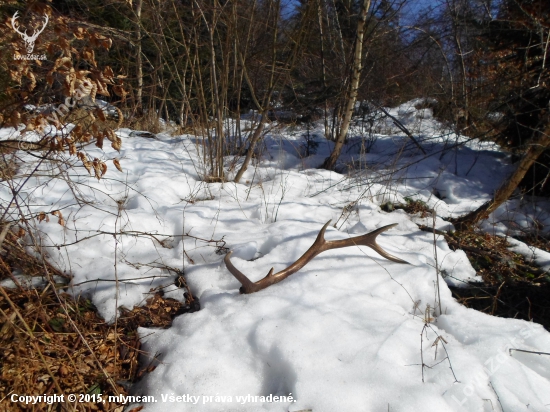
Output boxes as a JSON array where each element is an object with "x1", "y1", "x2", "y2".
[{"x1": 0, "y1": 227, "x2": 193, "y2": 411}]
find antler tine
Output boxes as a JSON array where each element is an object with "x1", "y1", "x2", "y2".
[
  {"x1": 11, "y1": 11, "x2": 25, "y2": 36},
  {"x1": 11, "y1": 11, "x2": 48, "y2": 37},
  {"x1": 324, "y1": 223, "x2": 409, "y2": 264},
  {"x1": 225, "y1": 220, "x2": 409, "y2": 294},
  {"x1": 28, "y1": 14, "x2": 48, "y2": 40},
  {"x1": 224, "y1": 251, "x2": 265, "y2": 294},
  {"x1": 34, "y1": 14, "x2": 49, "y2": 38}
]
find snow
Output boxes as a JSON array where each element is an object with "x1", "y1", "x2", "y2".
[
  {"x1": 507, "y1": 238, "x2": 550, "y2": 273},
  {"x1": 2, "y1": 100, "x2": 550, "y2": 411}
]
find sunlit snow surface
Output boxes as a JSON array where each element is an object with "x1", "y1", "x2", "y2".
[{"x1": 1, "y1": 100, "x2": 550, "y2": 411}]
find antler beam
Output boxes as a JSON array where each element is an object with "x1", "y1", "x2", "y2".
[{"x1": 225, "y1": 220, "x2": 409, "y2": 294}]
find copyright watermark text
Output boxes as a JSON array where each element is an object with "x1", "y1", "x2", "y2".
[{"x1": 8, "y1": 392, "x2": 296, "y2": 406}]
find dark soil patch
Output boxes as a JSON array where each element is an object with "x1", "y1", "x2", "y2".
[
  {"x1": 433, "y1": 228, "x2": 550, "y2": 330},
  {"x1": 382, "y1": 197, "x2": 431, "y2": 217}
]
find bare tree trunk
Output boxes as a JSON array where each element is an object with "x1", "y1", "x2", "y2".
[
  {"x1": 454, "y1": 128, "x2": 550, "y2": 229},
  {"x1": 233, "y1": 114, "x2": 267, "y2": 183},
  {"x1": 135, "y1": 0, "x2": 143, "y2": 113},
  {"x1": 233, "y1": 38, "x2": 244, "y2": 149},
  {"x1": 209, "y1": 19, "x2": 224, "y2": 180},
  {"x1": 322, "y1": 0, "x2": 371, "y2": 170},
  {"x1": 317, "y1": 0, "x2": 329, "y2": 140}
]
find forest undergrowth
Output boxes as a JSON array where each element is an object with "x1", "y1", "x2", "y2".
[
  {"x1": 0, "y1": 227, "x2": 198, "y2": 411},
  {"x1": 384, "y1": 198, "x2": 550, "y2": 330},
  {"x1": 1, "y1": 166, "x2": 548, "y2": 411}
]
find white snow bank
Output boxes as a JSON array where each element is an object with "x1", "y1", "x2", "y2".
[
  {"x1": 507, "y1": 238, "x2": 550, "y2": 273},
  {"x1": 1, "y1": 101, "x2": 549, "y2": 411}
]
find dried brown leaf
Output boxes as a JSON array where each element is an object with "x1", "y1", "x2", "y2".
[
  {"x1": 113, "y1": 158, "x2": 122, "y2": 172},
  {"x1": 72, "y1": 124, "x2": 82, "y2": 137},
  {"x1": 53, "y1": 57, "x2": 72, "y2": 71},
  {"x1": 10, "y1": 111, "x2": 21, "y2": 126},
  {"x1": 82, "y1": 49, "x2": 96, "y2": 67},
  {"x1": 95, "y1": 107, "x2": 106, "y2": 122},
  {"x1": 95, "y1": 80, "x2": 110, "y2": 97},
  {"x1": 111, "y1": 138, "x2": 122, "y2": 152},
  {"x1": 90, "y1": 82, "x2": 98, "y2": 102},
  {"x1": 38, "y1": 211, "x2": 49, "y2": 223},
  {"x1": 112, "y1": 85, "x2": 128, "y2": 100},
  {"x1": 66, "y1": 68, "x2": 76, "y2": 97},
  {"x1": 104, "y1": 129, "x2": 116, "y2": 142},
  {"x1": 96, "y1": 133, "x2": 104, "y2": 149},
  {"x1": 101, "y1": 38, "x2": 112, "y2": 49},
  {"x1": 61, "y1": 38, "x2": 73, "y2": 53},
  {"x1": 27, "y1": 72, "x2": 37, "y2": 91},
  {"x1": 104, "y1": 66, "x2": 114, "y2": 80},
  {"x1": 83, "y1": 160, "x2": 93, "y2": 175},
  {"x1": 74, "y1": 27, "x2": 87, "y2": 40},
  {"x1": 92, "y1": 158, "x2": 102, "y2": 180}
]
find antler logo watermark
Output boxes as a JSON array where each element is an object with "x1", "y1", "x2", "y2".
[{"x1": 11, "y1": 11, "x2": 48, "y2": 60}]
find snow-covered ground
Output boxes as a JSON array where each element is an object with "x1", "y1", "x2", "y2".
[{"x1": 1, "y1": 100, "x2": 550, "y2": 411}]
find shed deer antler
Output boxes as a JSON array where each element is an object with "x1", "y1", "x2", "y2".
[{"x1": 225, "y1": 220, "x2": 409, "y2": 294}]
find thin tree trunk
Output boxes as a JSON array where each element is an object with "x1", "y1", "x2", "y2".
[
  {"x1": 454, "y1": 129, "x2": 550, "y2": 229},
  {"x1": 233, "y1": 113, "x2": 267, "y2": 183},
  {"x1": 209, "y1": 25, "x2": 224, "y2": 180},
  {"x1": 322, "y1": 0, "x2": 371, "y2": 170},
  {"x1": 234, "y1": 38, "x2": 244, "y2": 149},
  {"x1": 317, "y1": 0, "x2": 329, "y2": 140},
  {"x1": 135, "y1": 0, "x2": 143, "y2": 113}
]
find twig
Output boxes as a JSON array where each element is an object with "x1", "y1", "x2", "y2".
[
  {"x1": 377, "y1": 106, "x2": 427, "y2": 154},
  {"x1": 420, "y1": 305, "x2": 434, "y2": 383},
  {"x1": 509, "y1": 348, "x2": 550, "y2": 356},
  {"x1": 0, "y1": 222, "x2": 13, "y2": 250},
  {"x1": 491, "y1": 281, "x2": 506, "y2": 315},
  {"x1": 419, "y1": 307, "x2": 459, "y2": 384},
  {"x1": 432, "y1": 210, "x2": 442, "y2": 315},
  {"x1": 489, "y1": 382, "x2": 503, "y2": 411}
]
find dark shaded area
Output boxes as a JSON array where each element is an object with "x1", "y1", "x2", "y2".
[
  {"x1": 450, "y1": 281, "x2": 550, "y2": 331},
  {"x1": 443, "y1": 230, "x2": 550, "y2": 331}
]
